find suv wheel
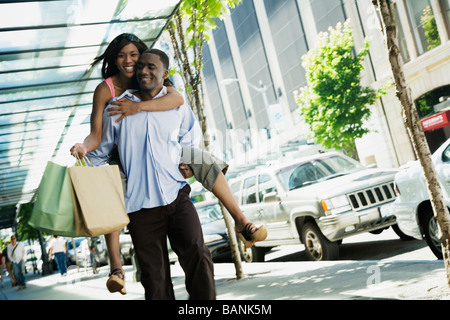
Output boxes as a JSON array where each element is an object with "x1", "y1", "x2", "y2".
[
  {"x1": 301, "y1": 222, "x2": 339, "y2": 261},
  {"x1": 422, "y1": 208, "x2": 443, "y2": 259}
]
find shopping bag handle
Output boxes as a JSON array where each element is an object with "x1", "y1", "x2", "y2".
[{"x1": 71, "y1": 151, "x2": 93, "y2": 167}]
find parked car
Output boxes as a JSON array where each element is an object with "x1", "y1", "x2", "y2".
[
  {"x1": 196, "y1": 200, "x2": 232, "y2": 261},
  {"x1": 229, "y1": 151, "x2": 403, "y2": 261},
  {"x1": 67, "y1": 236, "x2": 109, "y2": 267},
  {"x1": 167, "y1": 199, "x2": 233, "y2": 263},
  {"x1": 66, "y1": 237, "x2": 85, "y2": 265},
  {"x1": 392, "y1": 138, "x2": 450, "y2": 259},
  {"x1": 118, "y1": 231, "x2": 133, "y2": 265}
]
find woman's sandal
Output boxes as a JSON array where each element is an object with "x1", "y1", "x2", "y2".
[
  {"x1": 238, "y1": 223, "x2": 268, "y2": 249},
  {"x1": 106, "y1": 268, "x2": 126, "y2": 295}
]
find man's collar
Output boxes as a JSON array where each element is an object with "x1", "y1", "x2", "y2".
[
  {"x1": 118, "y1": 89, "x2": 141, "y2": 102},
  {"x1": 153, "y1": 86, "x2": 167, "y2": 100},
  {"x1": 137, "y1": 85, "x2": 168, "y2": 100},
  {"x1": 117, "y1": 86, "x2": 167, "y2": 102}
]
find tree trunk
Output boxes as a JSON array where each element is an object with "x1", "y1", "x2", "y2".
[
  {"x1": 167, "y1": 9, "x2": 243, "y2": 279},
  {"x1": 219, "y1": 203, "x2": 244, "y2": 279},
  {"x1": 167, "y1": 11, "x2": 210, "y2": 150},
  {"x1": 373, "y1": 0, "x2": 450, "y2": 286}
]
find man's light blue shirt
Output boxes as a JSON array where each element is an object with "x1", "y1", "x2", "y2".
[{"x1": 87, "y1": 87, "x2": 201, "y2": 213}]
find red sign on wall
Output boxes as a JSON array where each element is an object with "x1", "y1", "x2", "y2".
[{"x1": 421, "y1": 110, "x2": 450, "y2": 131}]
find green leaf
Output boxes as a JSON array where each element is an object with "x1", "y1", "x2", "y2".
[{"x1": 296, "y1": 19, "x2": 387, "y2": 158}]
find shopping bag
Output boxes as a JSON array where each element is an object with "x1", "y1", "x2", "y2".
[
  {"x1": 29, "y1": 161, "x2": 77, "y2": 237},
  {"x1": 68, "y1": 163, "x2": 129, "y2": 237}
]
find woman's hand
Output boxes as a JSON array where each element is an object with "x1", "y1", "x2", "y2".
[
  {"x1": 70, "y1": 143, "x2": 88, "y2": 158},
  {"x1": 179, "y1": 161, "x2": 194, "y2": 179},
  {"x1": 107, "y1": 99, "x2": 141, "y2": 122}
]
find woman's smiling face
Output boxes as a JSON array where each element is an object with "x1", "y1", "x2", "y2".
[{"x1": 116, "y1": 43, "x2": 140, "y2": 78}]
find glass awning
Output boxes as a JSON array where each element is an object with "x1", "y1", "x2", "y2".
[{"x1": 0, "y1": 0, "x2": 182, "y2": 229}]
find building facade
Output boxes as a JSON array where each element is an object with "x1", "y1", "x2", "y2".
[{"x1": 197, "y1": 0, "x2": 450, "y2": 168}]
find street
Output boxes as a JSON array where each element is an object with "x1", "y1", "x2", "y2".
[
  {"x1": 264, "y1": 226, "x2": 436, "y2": 263},
  {"x1": 1, "y1": 225, "x2": 445, "y2": 301}
]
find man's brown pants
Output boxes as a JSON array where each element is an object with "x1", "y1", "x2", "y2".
[{"x1": 128, "y1": 185, "x2": 216, "y2": 300}]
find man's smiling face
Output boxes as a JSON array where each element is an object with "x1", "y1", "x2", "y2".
[{"x1": 136, "y1": 52, "x2": 168, "y2": 93}]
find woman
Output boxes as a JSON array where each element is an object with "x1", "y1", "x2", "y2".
[{"x1": 71, "y1": 33, "x2": 266, "y2": 295}]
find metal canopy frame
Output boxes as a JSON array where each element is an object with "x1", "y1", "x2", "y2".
[{"x1": 0, "y1": 0, "x2": 182, "y2": 229}]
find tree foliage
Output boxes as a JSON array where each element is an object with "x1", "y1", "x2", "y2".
[
  {"x1": 167, "y1": 0, "x2": 240, "y2": 150},
  {"x1": 16, "y1": 202, "x2": 40, "y2": 241},
  {"x1": 421, "y1": 6, "x2": 441, "y2": 50},
  {"x1": 296, "y1": 20, "x2": 387, "y2": 159}
]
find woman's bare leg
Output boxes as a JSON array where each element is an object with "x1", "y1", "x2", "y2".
[
  {"x1": 211, "y1": 172, "x2": 254, "y2": 233},
  {"x1": 105, "y1": 231, "x2": 122, "y2": 270},
  {"x1": 105, "y1": 230, "x2": 126, "y2": 294}
]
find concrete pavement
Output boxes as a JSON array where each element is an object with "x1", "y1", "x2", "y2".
[{"x1": 1, "y1": 259, "x2": 449, "y2": 301}]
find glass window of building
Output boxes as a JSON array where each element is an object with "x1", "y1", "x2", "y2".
[
  {"x1": 309, "y1": 0, "x2": 347, "y2": 33},
  {"x1": 212, "y1": 18, "x2": 249, "y2": 133},
  {"x1": 231, "y1": 0, "x2": 276, "y2": 130},
  {"x1": 405, "y1": 0, "x2": 441, "y2": 55},
  {"x1": 394, "y1": 5, "x2": 411, "y2": 63},
  {"x1": 202, "y1": 45, "x2": 228, "y2": 138},
  {"x1": 439, "y1": 0, "x2": 450, "y2": 36},
  {"x1": 264, "y1": 0, "x2": 309, "y2": 112}
]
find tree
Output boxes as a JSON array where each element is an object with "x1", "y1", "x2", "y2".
[
  {"x1": 295, "y1": 20, "x2": 387, "y2": 160},
  {"x1": 372, "y1": 0, "x2": 450, "y2": 286},
  {"x1": 16, "y1": 202, "x2": 40, "y2": 241},
  {"x1": 167, "y1": 0, "x2": 240, "y2": 151},
  {"x1": 421, "y1": 6, "x2": 441, "y2": 50},
  {"x1": 166, "y1": 0, "x2": 244, "y2": 279}
]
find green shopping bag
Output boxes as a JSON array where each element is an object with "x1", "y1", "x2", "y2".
[{"x1": 29, "y1": 161, "x2": 77, "y2": 237}]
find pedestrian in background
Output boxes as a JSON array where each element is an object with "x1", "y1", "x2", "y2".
[
  {"x1": 2, "y1": 241, "x2": 16, "y2": 287},
  {"x1": 48, "y1": 235, "x2": 67, "y2": 276},
  {"x1": 0, "y1": 248, "x2": 4, "y2": 288},
  {"x1": 7, "y1": 235, "x2": 26, "y2": 290}
]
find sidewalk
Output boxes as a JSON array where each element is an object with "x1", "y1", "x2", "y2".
[{"x1": 1, "y1": 259, "x2": 449, "y2": 301}]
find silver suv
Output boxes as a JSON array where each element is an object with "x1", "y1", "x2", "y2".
[{"x1": 229, "y1": 151, "x2": 402, "y2": 261}]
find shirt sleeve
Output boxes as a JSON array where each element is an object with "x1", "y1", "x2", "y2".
[
  {"x1": 178, "y1": 104, "x2": 201, "y2": 148},
  {"x1": 13, "y1": 243, "x2": 26, "y2": 262},
  {"x1": 86, "y1": 102, "x2": 120, "y2": 165}
]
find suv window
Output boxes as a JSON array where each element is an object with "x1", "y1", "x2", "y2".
[
  {"x1": 258, "y1": 173, "x2": 277, "y2": 202},
  {"x1": 277, "y1": 155, "x2": 363, "y2": 191},
  {"x1": 443, "y1": 144, "x2": 450, "y2": 162},
  {"x1": 288, "y1": 162, "x2": 329, "y2": 190},
  {"x1": 242, "y1": 176, "x2": 257, "y2": 204}
]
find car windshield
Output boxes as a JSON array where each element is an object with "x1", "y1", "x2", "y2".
[
  {"x1": 66, "y1": 238, "x2": 86, "y2": 250},
  {"x1": 277, "y1": 155, "x2": 364, "y2": 191},
  {"x1": 196, "y1": 203, "x2": 223, "y2": 225}
]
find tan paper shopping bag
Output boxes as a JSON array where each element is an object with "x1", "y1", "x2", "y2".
[{"x1": 68, "y1": 164, "x2": 129, "y2": 237}]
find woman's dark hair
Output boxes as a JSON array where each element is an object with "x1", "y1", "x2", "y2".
[{"x1": 92, "y1": 33, "x2": 148, "y2": 79}]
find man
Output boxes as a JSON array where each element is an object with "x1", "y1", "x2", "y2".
[
  {"x1": 7, "y1": 235, "x2": 26, "y2": 290},
  {"x1": 48, "y1": 235, "x2": 67, "y2": 276},
  {"x1": 88, "y1": 49, "x2": 215, "y2": 300},
  {"x1": 2, "y1": 241, "x2": 16, "y2": 287}
]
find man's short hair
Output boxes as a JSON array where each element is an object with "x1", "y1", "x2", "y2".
[{"x1": 141, "y1": 48, "x2": 169, "y2": 70}]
